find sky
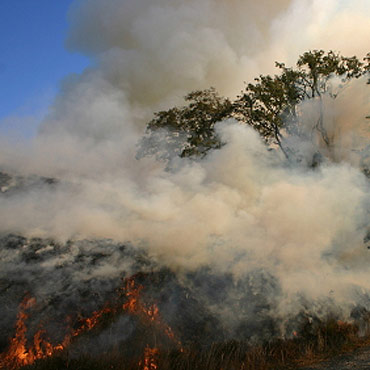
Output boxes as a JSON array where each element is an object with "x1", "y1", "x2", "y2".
[
  {"x1": 0, "y1": 0, "x2": 368, "y2": 138},
  {"x1": 0, "y1": 0, "x2": 89, "y2": 136}
]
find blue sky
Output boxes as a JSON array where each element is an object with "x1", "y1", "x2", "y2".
[
  {"x1": 0, "y1": 0, "x2": 368, "y2": 138},
  {"x1": 0, "y1": 0, "x2": 89, "y2": 135}
]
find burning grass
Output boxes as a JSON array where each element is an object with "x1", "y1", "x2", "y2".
[
  {"x1": 2, "y1": 236, "x2": 370, "y2": 370},
  {"x1": 0, "y1": 273, "x2": 182, "y2": 370},
  {"x1": 6, "y1": 318, "x2": 370, "y2": 370},
  {"x1": 1, "y1": 271, "x2": 370, "y2": 370}
]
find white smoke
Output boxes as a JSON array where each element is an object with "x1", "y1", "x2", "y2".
[{"x1": 0, "y1": 0, "x2": 369, "y2": 332}]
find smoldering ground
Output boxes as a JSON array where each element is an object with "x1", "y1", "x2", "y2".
[{"x1": 0, "y1": 0, "x2": 369, "y2": 356}]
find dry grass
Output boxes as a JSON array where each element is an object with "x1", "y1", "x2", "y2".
[{"x1": 13, "y1": 316, "x2": 370, "y2": 370}]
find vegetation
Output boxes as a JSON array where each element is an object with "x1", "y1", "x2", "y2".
[
  {"x1": 20, "y1": 316, "x2": 370, "y2": 370},
  {"x1": 3, "y1": 51, "x2": 370, "y2": 370},
  {"x1": 139, "y1": 50, "x2": 369, "y2": 163},
  {"x1": 138, "y1": 88, "x2": 233, "y2": 159}
]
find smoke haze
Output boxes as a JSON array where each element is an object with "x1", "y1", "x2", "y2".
[{"x1": 0, "y1": 0, "x2": 369, "y2": 339}]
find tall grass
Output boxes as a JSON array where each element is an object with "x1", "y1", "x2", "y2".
[{"x1": 17, "y1": 316, "x2": 370, "y2": 370}]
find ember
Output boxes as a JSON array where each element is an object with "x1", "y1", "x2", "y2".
[{"x1": 139, "y1": 345, "x2": 159, "y2": 370}]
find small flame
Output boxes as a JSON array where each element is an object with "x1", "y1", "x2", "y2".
[
  {"x1": 1, "y1": 275, "x2": 182, "y2": 369},
  {"x1": 123, "y1": 276, "x2": 183, "y2": 349},
  {"x1": 0, "y1": 298, "x2": 115, "y2": 369},
  {"x1": 139, "y1": 345, "x2": 159, "y2": 370},
  {"x1": 0, "y1": 297, "x2": 64, "y2": 370},
  {"x1": 70, "y1": 306, "x2": 114, "y2": 338}
]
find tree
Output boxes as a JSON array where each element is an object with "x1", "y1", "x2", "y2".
[
  {"x1": 140, "y1": 50, "x2": 369, "y2": 163},
  {"x1": 138, "y1": 88, "x2": 233, "y2": 160},
  {"x1": 234, "y1": 50, "x2": 367, "y2": 157},
  {"x1": 233, "y1": 66, "x2": 303, "y2": 158}
]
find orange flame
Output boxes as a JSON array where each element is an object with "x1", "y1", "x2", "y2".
[
  {"x1": 0, "y1": 298, "x2": 116, "y2": 369},
  {"x1": 1, "y1": 275, "x2": 182, "y2": 369},
  {"x1": 0, "y1": 297, "x2": 64, "y2": 370},
  {"x1": 70, "y1": 306, "x2": 114, "y2": 338},
  {"x1": 123, "y1": 277, "x2": 182, "y2": 349},
  {"x1": 139, "y1": 345, "x2": 159, "y2": 370}
]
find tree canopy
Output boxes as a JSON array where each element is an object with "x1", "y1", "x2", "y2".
[
  {"x1": 138, "y1": 88, "x2": 233, "y2": 159},
  {"x1": 139, "y1": 50, "x2": 369, "y2": 166}
]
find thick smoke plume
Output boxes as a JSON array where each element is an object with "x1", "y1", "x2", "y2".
[{"x1": 0, "y1": 0, "x2": 369, "y2": 347}]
